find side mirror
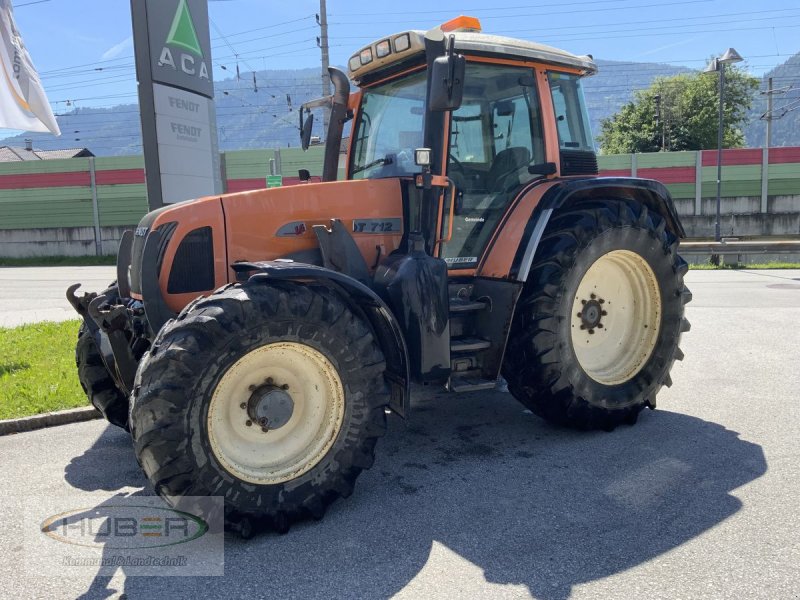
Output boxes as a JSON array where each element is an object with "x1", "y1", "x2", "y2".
[
  {"x1": 300, "y1": 112, "x2": 314, "y2": 151},
  {"x1": 428, "y1": 36, "x2": 465, "y2": 112}
]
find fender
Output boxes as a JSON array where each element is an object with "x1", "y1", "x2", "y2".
[
  {"x1": 511, "y1": 176, "x2": 686, "y2": 281},
  {"x1": 232, "y1": 260, "x2": 411, "y2": 418}
]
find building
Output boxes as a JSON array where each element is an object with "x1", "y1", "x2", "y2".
[{"x1": 0, "y1": 140, "x2": 94, "y2": 162}]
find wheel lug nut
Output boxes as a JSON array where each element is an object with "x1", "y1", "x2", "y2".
[
  {"x1": 240, "y1": 402, "x2": 247, "y2": 409},
  {"x1": 261, "y1": 427, "x2": 268, "y2": 433},
  {"x1": 282, "y1": 384, "x2": 289, "y2": 390},
  {"x1": 590, "y1": 293, "x2": 596, "y2": 299},
  {"x1": 245, "y1": 420, "x2": 252, "y2": 427},
  {"x1": 248, "y1": 385, "x2": 256, "y2": 391},
  {"x1": 266, "y1": 377, "x2": 273, "y2": 385}
]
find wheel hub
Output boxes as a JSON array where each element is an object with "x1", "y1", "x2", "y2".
[
  {"x1": 578, "y1": 294, "x2": 607, "y2": 333},
  {"x1": 246, "y1": 382, "x2": 294, "y2": 431}
]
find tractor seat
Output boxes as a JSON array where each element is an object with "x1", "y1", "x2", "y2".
[{"x1": 485, "y1": 146, "x2": 531, "y2": 192}]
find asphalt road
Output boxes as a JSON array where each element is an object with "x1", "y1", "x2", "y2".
[
  {"x1": 0, "y1": 266, "x2": 116, "y2": 327},
  {"x1": 1, "y1": 269, "x2": 799, "y2": 599}
]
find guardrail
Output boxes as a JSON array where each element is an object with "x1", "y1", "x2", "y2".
[{"x1": 681, "y1": 240, "x2": 800, "y2": 255}]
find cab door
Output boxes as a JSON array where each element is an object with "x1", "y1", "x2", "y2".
[{"x1": 439, "y1": 61, "x2": 547, "y2": 270}]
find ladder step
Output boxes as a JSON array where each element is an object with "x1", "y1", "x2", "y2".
[
  {"x1": 449, "y1": 297, "x2": 487, "y2": 313},
  {"x1": 448, "y1": 371, "x2": 498, "y2": 393},
  {"x1": 450, "y1": 337, "x2": 491, "y2": 353}
]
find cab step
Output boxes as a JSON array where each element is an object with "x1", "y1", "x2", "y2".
[
  {"x1": 448, "y1": 370, "x2": 498, "y2": 393},
  {"x1": 450, "y1": 337, "x2": 491, "y2": 353},
  {"x1": 449, "y1": 297, "x2": 488, "y2": 313}
]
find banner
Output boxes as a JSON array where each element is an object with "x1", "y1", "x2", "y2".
[{"x1": 0, "y1": 0, "x2": 60, "y2": 135}]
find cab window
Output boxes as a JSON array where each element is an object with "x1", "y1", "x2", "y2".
[{"x1": 548, "y1": 72, "x2": 594, "y2": 151}]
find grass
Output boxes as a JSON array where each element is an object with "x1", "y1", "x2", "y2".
[
  {"x1": 689, "y1": 261, "x2": 800, "y2": 270},
  {"x1": 0, "y1": 320, "x2": 89, "y2": 420},
  {"x1": 0, "y1": 255, "x2": 116, "y2": 267}
]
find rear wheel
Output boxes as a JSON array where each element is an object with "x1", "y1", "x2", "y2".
[
  {"x1": 129, "y1": 281, "x2": 389, "y2": 534},
  {"x1": 503, "y1": 199, "x2": 691, "y2": 430}
]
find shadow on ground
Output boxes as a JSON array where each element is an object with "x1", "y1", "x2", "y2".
[{"x1": 66, "y1": 390, "x2": 766, "y2": 599}]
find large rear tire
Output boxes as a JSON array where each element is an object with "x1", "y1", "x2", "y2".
[
  {"x1": 502, "y1": 199, "x2": 691, "y2": 430},
  {"x1": 129, "y1": 281, "x2": 389, "y2": 534}
]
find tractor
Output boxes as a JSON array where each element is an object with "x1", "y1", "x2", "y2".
[{"x1": 68, "y1": 16, "x2": 691, "y2": 534}]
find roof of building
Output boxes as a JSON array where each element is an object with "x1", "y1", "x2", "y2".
[{"x1": 0, "y1": 146, "x2": 94, "y2": 162}]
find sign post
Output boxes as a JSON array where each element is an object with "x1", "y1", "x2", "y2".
[{"x1": 131, "y1": 0, "x2": 222, "y2": 210}]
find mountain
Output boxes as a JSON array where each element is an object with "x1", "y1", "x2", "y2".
[
  {"x1": 744, "y1": 53, "x2": 800, "y2": 147},
  {"x1": 0, "y1": 67, "x2": 325, "y2": 156},
  {"x1": 0, "y1": 62, "x2": 702, "y2": 156}
]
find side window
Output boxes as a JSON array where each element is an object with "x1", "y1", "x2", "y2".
[{"x1": 548, "y1": 72, "x2": 594, "y2": 151}]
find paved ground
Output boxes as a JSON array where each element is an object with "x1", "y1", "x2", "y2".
[
  {"x1": 1, "y1": 269, "x2": 799, "y2": 599},
  {"x1": 0, "y1": 266, "x2": 116, "y2": 327}
]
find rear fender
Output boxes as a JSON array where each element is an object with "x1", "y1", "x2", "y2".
[
  {"x1": 511, "y1": 177, "x2": 685, "y2": 281},
  {"x1": 233, "y1": 261, "x2": 411, "y2": 418}
]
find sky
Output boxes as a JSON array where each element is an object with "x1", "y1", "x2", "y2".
[{"x1": 7, "y1": 0, "x2": 800, "y2": 136}]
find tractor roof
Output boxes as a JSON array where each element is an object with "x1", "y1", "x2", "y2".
[{"x1": 347, "y1": 19, "x2": 597, "y2": 85}]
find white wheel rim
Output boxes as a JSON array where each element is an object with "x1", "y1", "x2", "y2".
[
  {"x1": 207, "y1": 342, "x2": 345, "y2": 485},
  {"x1": 570, "y1": 249, "x2": 661, "y2": 385}
]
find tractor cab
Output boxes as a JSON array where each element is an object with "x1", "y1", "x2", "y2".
[{"x1": 303, "y1": 15, "x2": 598, "y2": 268}]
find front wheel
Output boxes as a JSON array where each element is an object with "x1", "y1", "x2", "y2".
[
  {"x1": 129, "y1": 281, "x2": 390, "y2": 533},
  {"x1": 503, "y1": 199, "x2": 691, "y2": 430}
]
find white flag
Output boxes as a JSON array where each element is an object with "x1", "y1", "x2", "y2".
[{"x1": 0, "y1": 0, "x2": 59, "y2": 135}]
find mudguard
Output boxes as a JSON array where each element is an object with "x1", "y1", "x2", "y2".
[
  {"x1": 232, "y1": 260, "x2": 411, "y2": 418},
  {"x1": 511, "y1": 177, "x2": 686, "y2": 281}
]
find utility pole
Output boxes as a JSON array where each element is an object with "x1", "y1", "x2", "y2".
[
  {"x1": 765, "y1": 77, "x2": 773, "y2": 148},
  {"x1": 317, "y1": 1, "x2": 331, "y2": 136},
  {"x1": 654, "y1": 93, "x2": 662, "y2": 151}
]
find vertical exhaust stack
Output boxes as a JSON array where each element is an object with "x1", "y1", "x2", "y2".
[{"x1": 322, "y1": 67, "x2": 350, "y2": 182}]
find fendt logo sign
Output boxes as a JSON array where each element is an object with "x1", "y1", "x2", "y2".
[{"x1": 158, "y1": 0, "x2": 210, "y2": 83}]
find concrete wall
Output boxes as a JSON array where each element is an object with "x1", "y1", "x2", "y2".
[{"x1": 0, "y1": 226, "x2": 129, "y2": 258}]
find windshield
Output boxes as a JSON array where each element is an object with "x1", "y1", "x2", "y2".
[{"x1": 350, "y1": 71, "x2": 426, "y2": 179}]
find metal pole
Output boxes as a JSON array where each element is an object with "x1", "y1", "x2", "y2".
[
  {"x1": 762, "y1": 77, "x2": 773, "y2": 214},
  {"x1": 766, "y1": 76, "x2": 773, "y2": 148},
  {"x1": 715, "y1": 64, "x2": 725, "y2": 242},
  {"x1": 88, "y1": 157, "x2": 102, "y2": 256},
  {"x1": 319, "y1": 0, "x2": 331, "y2": 135}
]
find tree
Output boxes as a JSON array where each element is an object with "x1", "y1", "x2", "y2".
[{"x1": 597, "y1": 67, "x2": 759, "y2": 154}]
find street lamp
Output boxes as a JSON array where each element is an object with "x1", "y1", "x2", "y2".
[{"x1": 704, "y1": 48, "x2": 744, "y2": 242}]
